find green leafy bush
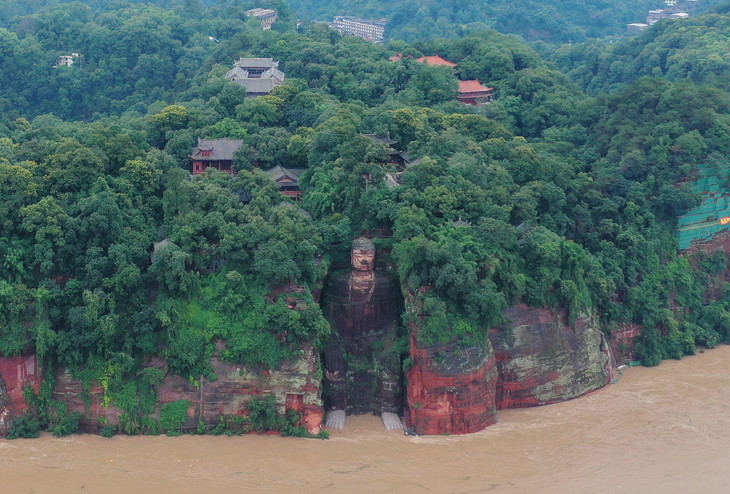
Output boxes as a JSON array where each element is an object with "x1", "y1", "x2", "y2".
[
  {"x1": 211, "y1": 414, "x2": 251, "y2": 436},
  {"x1": 6, "y1": 415, "x2": 40, "y2": 439},
  {"x1": 100, "y1": 423, "x2": 116, "y2": 438},
  {"x1": 159, "y1": 400, "x2": 191, "y2": 436},
  {"x1": 248, "y1": 395, "x2": 283, "y2": 433},
  {"x1": 52, "y1": 412, "x2": 82, "y2": 437}
]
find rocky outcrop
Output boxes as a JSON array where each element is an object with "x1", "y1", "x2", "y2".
[
  {"x1": 158, "y1": 345, "x2": 324, "y2": 434},
  {"x1": 0, "y1": 353, "x2": 41, "y2": 436},
  {"x1": 53, "y1": 369, "x2": 123, "y2": 432},
  {"x1": 608, "y1": 323, "x2": 641, "y2": 367},
  {"x1": 489, "y1": 304, "x2": 610, "y2": 409},
  {"x1": 53, "y1": 344, "x2": 324, "y2": 435},
  {"x1": 403, "y1": 295, "x2": 611, "y2": 434},
  {"x1": 406, "y1": 329, "x2": 498, "y2": 435}
]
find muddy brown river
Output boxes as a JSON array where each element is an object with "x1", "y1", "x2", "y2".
[{"x1": 3, "y1": 346, "x2": 730, "y2": 493}]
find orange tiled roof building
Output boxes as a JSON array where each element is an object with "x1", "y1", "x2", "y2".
[{"x1": 457, "y1": 80, "x2": 494, "y2": 105}]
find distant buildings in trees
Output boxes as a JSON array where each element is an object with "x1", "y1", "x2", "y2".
[
  {"x1": 265, "y1": 165, "x2": 305, "y2": 200},
  {"x1": 647, "y1": 9, "x2": 689, "y2": 25},
  {"x1": 627, "y1": 23, "x2": 649, "y2": 32},
  {"x1": 414, "y1": 55, "x2": 457, "y2": 67},
  {"x1": 629, "y1": 0, "x2": 693, "y2": 29},
  {"x1": 225, "y1": 58, "x2": 285, "y2": 97},
  {"x1": 190, "y1": 138, "x2": 243, "y2": 175},
  {"x1": 331, "y1": 16, "x2": 386, "y2": 43},
  {"x1": 54, "y1": 53, "x2": 80, "y2": 68},
  {"x1": 362, "y1": 134, "x2": 419, "y2": 188},
  {"x1": 190, "y1": 139, "x2": 305, "y2": 200},
  {"x1": 391, "y1": 54, "x2": 495, "y2": 106},
  {"x1": 391, "y1": 53, "x2": 455, "y2": 65},
  {"x1": 362, "y1": 134, "x2": 412, "y2": 167},
  {"x1": 457, "y1": 80, "x2": 494, "y2": 105},
  {"x1": 246, "y1": 8, "x2": 278, "y2": 30}
]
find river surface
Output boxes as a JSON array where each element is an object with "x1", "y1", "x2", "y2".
[{"x1": 3, "y1": 346, "x2": 730, "y2": 494}]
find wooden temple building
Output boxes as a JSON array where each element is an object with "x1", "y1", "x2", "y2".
[
  {"x1": 265, "y1": 165, "x2": 306, "y2": 201},
  {"x1": 225, "y1": 58, "x2": 285, "y2": 97},
  {"x1": 391, "y1": 53, "x2": 495, "y2": 105},
  {"x1": 190, "y1": 138, "x2": 243, "y2": 175},
  {"x1": 457, "y1": 80, "x2": 494, "y2": 105}
]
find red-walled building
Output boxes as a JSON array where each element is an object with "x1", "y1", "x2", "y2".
[
  {"x1": 457, "y1": 80, "x2": 494, "y2": 105},
  {"x1": 265, "y1": 165, "x2": 305, "y2": 200},
  {"x1": 190, "y1": 138, "x2": 244, "y2": 175}
]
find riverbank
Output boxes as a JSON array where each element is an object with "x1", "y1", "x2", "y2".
[{"x1": 2, "y1": 346, "x2": 730, "y2": 493}]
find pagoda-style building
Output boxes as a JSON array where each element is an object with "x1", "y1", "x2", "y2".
[
  {"x1": 457, "y1": 80, "x2": 494, "y2": 105},
  {"x1": 225, "y1": 58, "x2": 285, "y2": 97},
  {"x1": 393, "y1": 54, "x2": 495, "y2": 106}
]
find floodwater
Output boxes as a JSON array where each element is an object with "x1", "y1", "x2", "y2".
[{"x1": 3, "y1": 346, "x2": 730, "y2": 494}]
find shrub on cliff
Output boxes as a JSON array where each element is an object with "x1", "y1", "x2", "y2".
[
  {"x1": 159, "y1": 399, "x2": 191, "y2": 437},
  {"x1": 52, "y1": 411, "x2": 82, "y2": 437},
  {"x1": 5, "y1": 414, "x2": 40, "y2": 439},
  {"x1": 248, "y1": 395, "x2": 283, "y2": 433}
]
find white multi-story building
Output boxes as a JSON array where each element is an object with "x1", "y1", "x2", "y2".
[
  {"x1": 54, "y1": 53, "x2": 80, "y2": 68},
  {"x1": 331, "y1": 16, "x2": 386, "y2": 42},
  {"x1": 246, "y1": 8, "x2": 278, "y2": 30}
]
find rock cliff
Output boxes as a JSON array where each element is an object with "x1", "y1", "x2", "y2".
[
  {"x1": 2, "y1": 299, "x2": 616, "y2": 438},
  {"x1": 404, "y1": 297, "x2": 611, "y2": 434},
  {"x1": 52, "y1": 344, "x2": 323, "y2": 435},
  {"x1": 489, "y1": 304, "x2": 610, "y2": 409},
  {"x1": 403, "y1": 289, "x2": 498, "y2": 435},
  {"x1": 607, "y1": 323, "x2": 641, "y2": 367},
  {"x1": 406, "y1": 328, "x2": 498, "y2": 435},
  {"x1": 0, "y1": 353, "x2": 41, "y2": 436},
  {"x1": 321, "y1": 268, "x2": 403, "y2": 415}
]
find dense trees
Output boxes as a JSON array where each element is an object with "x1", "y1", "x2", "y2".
[
  {"x1": 2, "y1": 0, "x2": 730, "y2": 431},
  {"x1": 289, "y1": 0, "x2": 724, "y2": 43},
  {"x1": 545, "y1": 13, "x2": 730, "y2": 94}
]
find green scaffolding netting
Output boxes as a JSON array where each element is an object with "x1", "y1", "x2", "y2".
[{"x1": 677, "y1": 165, "x2": 730, "y2": 250}]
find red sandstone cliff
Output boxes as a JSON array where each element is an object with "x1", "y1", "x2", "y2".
[
  {"x1": 404, "y1": 292, "x2": 614, "y2": 434},
  {"x1": 406, "y1": 328, "x2": 498, "y2": 435},
  {"x1": 608, "y1": 323, "x2": 641, "y2": 367},
  {"x1": 52, "y1": 344, "x2": 324, "y2": 435},
  {"x1": 0, "y1": 353, "x2": 41, "y2": 436},
  {"x1": 404, "y1": 289, "x2": 498, "y2": 435},
  {"x1": 489, "y1": 304, "x2": 610, "y2": 409}
]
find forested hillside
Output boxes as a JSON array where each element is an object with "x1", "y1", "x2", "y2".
[
  {"x1": 288, "y1": 0, "x2": 724, "y2": 42},
  {"x1": 544, "y1": 12, "x2": 730, "y2": 92},
  {"x1": 3, "y1": 0, "x2": 725, "y2": 43},
  {"x1": 2, "y1": 0, "x2": 730, "y2": 436}
]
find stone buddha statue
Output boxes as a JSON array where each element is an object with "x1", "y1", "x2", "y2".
[
  {"x1": 323, "y1": 238, "x2": 403, "y2": 430},
  {"x1": 348, "y1": 238, "x2": 376, "y2": 304}
]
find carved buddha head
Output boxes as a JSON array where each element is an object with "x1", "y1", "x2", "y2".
[{"x1": 351, "y1": 237, "x2": 375, "y2": 272}]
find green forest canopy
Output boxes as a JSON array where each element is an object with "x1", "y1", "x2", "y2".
[{"x1": 1, "y1": 0, "x2": 730, "y2": 431}]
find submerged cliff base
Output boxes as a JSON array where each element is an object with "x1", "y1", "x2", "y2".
[
  {"x1": 405, "y1": 300, "x2": 616, "y2": 435},
  {"x1": 406, "y1": 330, "x2": 498, "y2": 435},
  {"x1": 1, "y1": 306, "x2": 632, "y2": 438},
  {"x1": 490, "y1": 304, "x2": 610, "y2": 409},
  {"x1": 0, "y1": 353, "x2": 40, "y2": 436},
  {"x1": 0, "y1": 346, "x2": 323, "y2": 438}
]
